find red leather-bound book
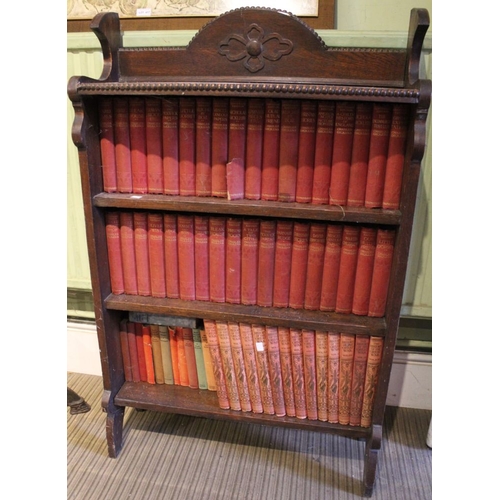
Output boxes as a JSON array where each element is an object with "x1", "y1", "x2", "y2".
[
  {"x1": 225, "y1": 218, "x2": 242, "y2": 304},
  {"x1": 119, "y1": 212, "x2": 138, "y2": 295},
  {"x1": 113, "y1": 97, "x2": 133, "y2": 192},
  {"x1": 327, "y1": 332, "x2": 340, "y2": 423},
  {"x1": 296, "y1": 100, "x2": 318, "y2": 203},
  {"x1": 302, "y1": 329, "x2": 318, "y2": 420},
  {"x1": 177, "y1": 214, "x2": 196, "y2": 301},
  {"x1": 251, "y1": 324, "x2": 275, "y2": 415},
  {"x1": 134, "y1": 322, "x2": 148, "y2": 382},
  {"x1": 261, "y1": 99, "x2": 281, "y2": 201},
  {"x1": 228, "y1": 97, "x2": 247, "y2": 167},
  {"x1": 119, "y1": 319, "x2": 133, "y2": 381},
  {"x1": 129, "y1": 97, "x2": 148, "y2": 193},
  {"x1": 228, "y1": 322, "x2": 252, "y2": 412},
  {"x1": 368, "y1": 229, "x2": 396, "y2": 317},
  {"x1": 211, "y1": 98, "x2": 229, "y2": 197},
  {"x1": 352, "y1": 227, "x2": 377, "y2": 316},
  {"x1": 329, "y1": 102, "x2": 356, "y2": 206},
  {"x1": 277, "y1": 327, "x2": 296, "y2": 417},
  {"x1": 178, "y1": 97, "x2": 196, "y2": 196},
  {"x1": 349, "y1": 335, "x2": 370, "y2": 426},
  {"x1": 98, "y1": 97, "x2": 117, "y2": 192},
  {"x1": 183, "y1": 327, "x2": 199, "y2": 389},
  {"x1": 226, "y1": 158, "x2": 245, "y2": 200},
  {"x1": 163, "y1": 214, "x2": 180, "y2": 299},
  {"x1": 335, "y1": 225, "x2": 361, "y2": 314},
  {"x1": 288, "y1": 222, "x2": 310, "y2": 309},
  {"x1": 126, "y1": 321, "x2": 141, "y2": 383},
  {"x1": 338, "y1": 333, "x2": 355, "y2": 425},
  {"x1": 147, "y1": 213, "x2": 166, "y2": 298},
  {"x1": 195, "y1": 97, "x2": 212, "y2": 197},
  {"x1": 264, "y1": 326, "x2": 286, "y2": 417},
  {"x1": 209, "y1": 216, "x2": 226, "y2": 303},
  {"x1": 216, "y1": 321, "x2": 241, "y2": 410},
  {"x1": 315, "y1": 330, "x2": 328, "y2": 422},
  {"x1": 319, "y1": 224, "x2": 343, "y2": 311},
  {"x1": 239, "y1": 322, "x2": 263, "y2": 413},
  {"x1": 312, "y1": 101, "x2": 335, "y2": 204},
  {"x1": 194, "y1": 215, "x2": 210, "y2": 301},
  {"x1": 244, "y1": 98, "x2": 265, "y2": 200},
  {"x1": 304, "y1": 223, "x2": 327, "y2": 310},
  {"x1": 347, "y1": 103, "x2": 373, "y2": 207},
  {"x1": 145, "y1": 98, "x2": 164, "y2": 194},
  {"x1": 105, "y1": 211, "x2": 124, "y2": 295},
  {"x1": 364, "y1": 103, "x2": 393, "y2": 208},
  {"x1": 162, "y1": 97, "x2": 180, "y2": 195},
  {"x1": 133, "y1": 212, "x2": 151, "y2": 297},
  {"x1": 176, "y1": 327, "x2": 189, "y2": 387},
  {"x1": 290, "y1": 328, "x2": 307, "y2": 419},
  {"x1": 272, "y1": 220, "x2": 293, "y2": 308},
  {"x1": 278, "y1": 100, "x2": 301, "y2": 202},
  {"x1": 382, "y1": 104, "x2": 410, "y2": 209},
  {"x1": 361, "y1": 336, "x2": 384, "y2": 427},
  {"x1": 257, "y1": 219, "x2": 276, "y2": 307},
  {"x1": 168, "y1": 326, "x2": 180, "y2": 385},
  {"x1": 241, "y1": 218, "x2": 259, "y2": 305}
]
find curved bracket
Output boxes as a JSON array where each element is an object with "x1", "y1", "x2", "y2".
[{"x1": 405, "y1": 8, "x2": 430, "y2": 86}]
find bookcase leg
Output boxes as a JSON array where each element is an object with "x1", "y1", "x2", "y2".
[
  {"x1": 363, "y1": 425, "x2": 382, "y2": 497},
  {"x1": 102, "y1": 390, "x2": 125, "y2": 458}
]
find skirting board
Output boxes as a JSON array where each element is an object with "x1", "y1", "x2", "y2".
[{"x1": 67, "y1": 321, "x2": 432, "y2": 410}]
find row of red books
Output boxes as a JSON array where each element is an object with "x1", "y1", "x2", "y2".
[
  {"x1": 99, "y1": 96, "x2": 409, "y2": 209},
  {"x1": 106, "y1": 211, "x2": 395, "y2": 317},
  {"x1": 119, "y1": 320, "x2": 216, "y2": 390},
  {"x1": 203, "y1": 319, "x2": 383, "y2": 427}
]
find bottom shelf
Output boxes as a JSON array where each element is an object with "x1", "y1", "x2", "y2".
[{"x1": 114, "y1": 382, "x2": 371, "y2": 439}]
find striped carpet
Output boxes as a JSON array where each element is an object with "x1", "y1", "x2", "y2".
[{"x1": 67, "y1": 372, "x2": 431, "y2": 500}]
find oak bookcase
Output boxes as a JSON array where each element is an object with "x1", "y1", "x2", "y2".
[{"x1": 68, "y1": 7, "x2": 431, "y2": 496}]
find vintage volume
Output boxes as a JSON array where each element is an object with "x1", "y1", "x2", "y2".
[
  {"x1": 162, "y1": 98, "x2": 180, "y2": 195},
  {"x1": 290, "y1": 328, "x2": 307, "y2": 419},
  {"x1": 315, "y1": 331, "x2": 329, "y2": 422},
  {"x1": 364, "y1": 104, "x2": 393, "y2": 208},
  {"x1": 105, "y1": 211, "x2": 124, "y2": 295},
  {"x1": 168, "y1": 326, "x2": 180, "y2": 385},
  {"x1": 126, "y1": 321, "x2": 141, "y2": 383},
  {"x1": 133, "y1": 212, "x2": 151, "y2": 297},
  {"x1": 195, "y1": 97, "x2": 212, "y2": 197},
  {"x1": 319, "y1": 224, "x2": 343, "y2": 311},
  {"x1": 134, "y1": 323, "x2": 147, "y2": 382},
  {"x1": 98, "y1": 97, "x2": 117, "y2": 192},
  {"x1": 382, "y1": 104, "x2": 410, "y2": 209},
  {"x1": 142, "y1": 325, "x2": 156, "y2": 384},
  {"x1": 349, "y1": 335, "x2": 370, "y2": 426},
  {"x1": 244, "y1": 98, "x2": 265, "y2": 200},
  {"x1": 194, "y1": 215, "x2": 210, "y2": 301},
  {"x1": 178, "y1": 97, "x2": 196, "y2": 196},
  {"x1": 183, "y1": 328, "x2": 199, "y2": 389},
  {"x1": 226, "y1": 158, "x2": 245, "y2": 200},
  {"x1": 143, "y1": 98, "x2": 163, "y2": 193},
  {"x1": 360, "y1": 336, "x2": 384, "y2": 427},
  {"x1": 193, "y1": 328, "x2": 208, "y2": 390},
  {"x1": 368, "y1": 229, "x2": 396, "y2": 317},
  {"x1": 147, "y1": 213, "x2": 166, "y2": 298},
  {"x1": 163, "y1": 214, "x2": 180, "y2": 299},
  {"x1": 176, "y1": 327, "x2": 189, "y2": 387},
  {"x1": 119, "y1": 212, "x2": 138, "y2": 295},
  {"x1": 338, "y1": 333, "x2": 355, "y2": 425},
  {"x1": 304, "y1": 223, "x2": 327, "y2": 310},
  {"x1": 257, "y1": 219, "x2": 276, "y2": 307},
  {"x1": 312, "y1": 101, "x2": 335, "y2": 204},
  {"x1": 302, "y1": 329, "x2": 318, "y2": 420},
  {"x1": 329, "y1": 102, "x2": 356, "y2": 206},
  {"x1": 241, "y1": 218, "x2": 260, "y2": 305},
  {"x1": 228, "y1": 322, "x2": 252, "y2": 412},
  {"x1": 200, "y1": 328, "x2": 217, "y2": 391},
  {"x1": 159, "y1": 325, "x2": 174, "y2": 385},
  {"x1": 119, "y1": 319, "x2": 133, "y2": 381},
  {"x1": 261, "y1": 99, "x2": 281, "y2": 201},
  {"x1": 239, "y1": 323, "x2": 263, "y2": 413},
  {"x1": 264, "y1": 326, "x2": 286, "y2": 417},
  {"x1": 277, "y1": 327, "x2": 296, "y2": 417},
  {"x1": 113, "y1": 97, "x2": 133, "y2": 192},
  {"x1": 251, "y1": 324, "x2": 275, "y2": 415},
  {"x1": 216, "y1": 321, "x2": 241, "y2": 411},
  {"x1": 226, "y1": 218, "x2": 242, "y2": 304},
  {"x1": 288, "y1": 222, "x2": 310, "y2": 309},
  {"x1": 296, "y1": 100, "x2": 318, "y2": 203},
  {"x1": 177, "y1": 215, "x2": 196, "y2": 301},
  {"x1": 211, "y1": 98, "x2": 229, "y2": 197},
  {"x1": 150, "y1": 324, "x2": 165, "y2": 384},
  {"x1": 209, "y1": 217, "x2": 226, "y2": 303},
  {"x1": 272, "y1": 220, "x2": 293, "y2": 308},
  {"x1": 228, "y1": 98, "x2": 247, "y2": 191},
  {"x1": 352, "y1": 227, "x2": 377, "y2": 316},
  {"x1": 327, "y1": 332, "x2": 341, "y2": 423}
]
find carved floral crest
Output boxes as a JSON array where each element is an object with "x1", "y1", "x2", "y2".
[{"x1": 218, "y1": 23, "x2": 293, "y2": 73}]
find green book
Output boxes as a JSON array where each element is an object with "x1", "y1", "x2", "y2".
[
  {"x1": 159, "y1": 325, "x2": 174, "y2": 384},
  {"x1": 192, "y1": 328, "x2": 208, "y2": 390}
]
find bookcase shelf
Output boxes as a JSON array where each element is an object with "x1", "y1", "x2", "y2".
[{"x1": 68, "y1": 7, "x2": 430, "y2": 497}]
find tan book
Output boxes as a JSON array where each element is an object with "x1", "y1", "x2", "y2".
[
  {"x1": 277, "y1": 327, "x2": 296, "y2": 417},
  {"x1": 315, "y1": 330, "x2": 328, "y2": 422},
  {"x1": 360, "y1": 336, "x2": 384, "y2": 428},
  {"x1": 239, "y1": 323, "x2": 263, "y2": 414},
  {"x1": 216, "y1": 321, "x2": 241, "y2": 411},
  {"x1": 349, "y1": 335, "x2": 370, "y2": 426},
  {"x1": 251, "y1": 324, "x2": 275, "y2": 415},
  {"x1": 264, "y1": 326, "x2": 286, "y2": 417},
  {"x1": 302, "y1": 329, "x2": 318, "y2": 420},
  {"x1": 228, "y1": 322, "x2": 252, "y2": 412},
  {"x1": 290, "y1": 328, "x2": 307, "y2": 419},
  {"x1": 327, "y1": 332, "x2": 341, "y2": 423},
  {"x1": 339, "y1": 333, "x2": 355, "y2": 425}
]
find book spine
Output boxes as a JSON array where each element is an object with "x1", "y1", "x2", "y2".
[
  {"x1": 295, "y1": 100, "x2": 318, "y2": 203},
  {"x1": 150, "y1": 324, "x2": 165, "y2": 384},
  {"x1": 339, "y1": 333, "x2": 355, "y2": 425},
  {"x1": 264, "y1": 326, "x2": 286, "y2": 417},
  {"x1": 277, "y1": 100, "x2": 301, "y2": 202},
  {"x1": 349, "y1": 335, "x2": 370, "y2": 426},
  {"x1": 302, "y1": 329, "x2": 318, "y2": 420},
  {"x1": 105, "y1": 211, "x2": 125, "y2": 295},
  {"x1": 319, "y1": 224, "x2": 343, "y2": 311},
  {"x1": 147, "y1": 212, "x2": 166, "y2": 298},
  {"x1": 216, "y1": 321, "x2": 241, "y2": 410},
  {"x1": 113, "y1": 97, "x2": 133, "y2": 193},
  {"x1": 226, "y1": 158, "x2": 245, "y2": 200},
  {"x1": 119, "y1": 319, "x2": 133, "y2": 381},
  {"x1": 272, "y1": 220, "x2": 294, "y2": 308},
  {"x1": 239, "y1": 323, "x2": 264, "y2": 413},
  {"x1": 329, "y1": 101, "x2": 356, "y2": 206},
  {"x1": 163, "y1": 214, "x2": 180, "y2": 299},
  {"x1": 119, "y1": 212, "x2": 138, "y2": 295},
  {"x1": 168, "y1": 326, "x2": 180, "y2": 385},
  {"x1": 257, "y1": 219, "x2": 276, "y2": 307},
  {"x1": 98, "y1": 97, "x2": 117, "y2": 192},
  {"x1": 290, "y1": 328, "x2": 307, "y2": 419},
  {"x1": 134, "y1": 323, "x2": 147, "y2": 382},
  {"x1": 159, "y1": 325, "x2": 174, "y2": 385},
  {"x1": 209, "y1": 216, "x2": 226, "y2": 303},
  {"x1": 288, "y1": 222, "x2": 310, "y2": 309},
  {"x1": 228, "y1": 97, "x2": 247, "y2": 166},
  {"x1": 127, "y1": 321, "x2": 141, "y2": 383},
  {"x1": 194, "y1": 215, "x2": 210, "y2": 301},
  {"x1": 312, "y1": 101, "x2": 335, "y2": 204},
  {"x1": 327, "y1": 332, "x2": 340, "y2": 423},
  {"x1": 211, "y1": 98, "x2": 229, "y2": 197},
  {"x1": 360, "y1": 336, "x2": 384, "y2": 427},
  {"x1": 162, "y1": 97, "x2": 180, "y2": 195},
  {"x1": 183, "y1": 327, "x2": 199, "y2": 389},
  {"x1": 251, "y1": 324, "x2": 275, "y2": 415},
  {"x1": 225, "y1": 218, "x2": 242, "y2": 303},
  {"x1": 347, "y1": 103, "x2": 373, "y2": 207},
  {"x1": 145, "y1": 98, "x2": 164, "y2": 193},
  {"x1": 200, "y1": 328, "x2": 217, "y2": 391},
  {"x1": 177, "y1": 327, "x2": 189, "y2": 387},
  {"x1": 142, "y1": 325, "x2": 156, "y2": 384},
  {"x1": 178, "y1": 97, "x2": 196, "y2": 196},
  {"x1": 228, "y1": 322, "x2": 252, "y2": 411},
  {"x1": 315, "y1": 331, "x2": 329, "y2": 422},
  {"x1": 335, "y1": 225, "x2": 361, "y2": 314},
  {"x1": 177, "y1": 214, "x2": 196, "y2": 301},
  {"x1": 241, "y1": 218, "x2": 260, "y2": 305},
  {"x1": 193, "y1": 328, "x2": 208, "y2": 390},
  {"x1": 352, "y1": 227, "x2": 377, "y2": 316},
  {"x1": 133, "y1": 211, "x2": 151, "y2": 297},
  {"x1": 261, "y1": 99, "x2": 281, "y2": 201},
  {"x1": 368, "y1": 229, "x2": 396, "y2": 317},
  {"x1": 382, "y1": 104, "x2": 410, "y2": 209},
  {"x1": 277, "y1": 327, "x2": 296, "y2": 417},
  {"x1": 195, "y1": 97, "x2": 212, "y2": 197},
  {"x1": 304, "y1": 223, "x2": 327, "y2": 310},
  {"x1": 364, "y1": 103, "x2": 393, "y2": 208},
  {"x1": 244, "y1": 98, "x2": 265, "y2": 200}
]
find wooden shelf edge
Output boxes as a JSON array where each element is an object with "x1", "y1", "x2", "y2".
[
  {"x1": 114, "y1": 382, "x2": 371, "y2": 438},
  {"x1": 104, "y1": 294, "x2": 387, "y2": 336}
]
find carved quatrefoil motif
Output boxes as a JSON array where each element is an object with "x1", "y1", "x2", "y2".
[{"x1": 218, "y1": 23, "x2": 293, "y2": 73}]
